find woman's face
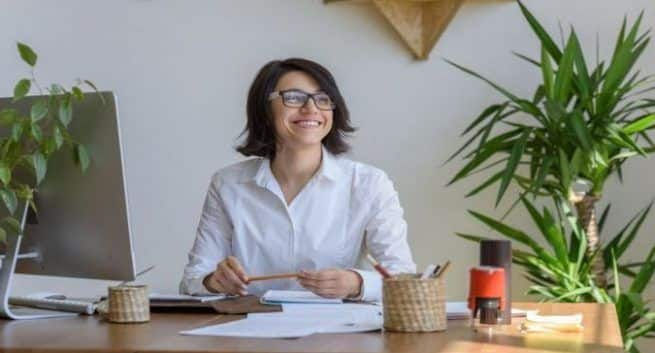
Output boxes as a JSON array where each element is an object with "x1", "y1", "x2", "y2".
[{"x1": 269, "y1": 71, "x2": 334, "y2": 151}]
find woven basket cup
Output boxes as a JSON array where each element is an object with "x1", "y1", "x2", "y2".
[
  {"x1": 383, "y1": 274, "x2": 446, "y2": 332},
  {"x1": 107, "y1": 284, "x2": 150, "y2": 323}
]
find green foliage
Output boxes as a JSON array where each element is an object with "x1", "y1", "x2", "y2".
[
  {"x1": 447, "y1": 2, "x2": 655, "y2": 351},
  {"x1": 447, "y1": 4, "x2": 655, "y2": 204},
  {"x1": 457, "y1": 199, "x2": 655, "y2": 353},
  {"x1": 0, "y1": 42, "x2": 98, "y2": 240}
]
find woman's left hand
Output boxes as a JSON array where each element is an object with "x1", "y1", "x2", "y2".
[{"x1": 297, "y1": 269, "x2": 363, "y2": 299}]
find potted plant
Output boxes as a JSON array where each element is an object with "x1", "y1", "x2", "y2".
[
  {"x1": 447, "y1": 2, "x2": 655, "y2": 351},
  {"x1": 0, "y1": 42, "x2": 99, "y2": 243}
]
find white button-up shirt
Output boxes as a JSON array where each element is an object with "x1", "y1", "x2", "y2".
[{"x1": 180, "y1": 147, "x2": 416, "y2": 302}]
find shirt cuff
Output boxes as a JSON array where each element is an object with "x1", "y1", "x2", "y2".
[
  {"x1": 179, "y1": 271, "x2": 215, "y2": 296},
  {"x1": 350, "y1": 269, "x2": 382, "y2": 302}
]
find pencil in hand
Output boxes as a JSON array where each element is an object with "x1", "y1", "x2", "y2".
[{"x1": 246, "y1": 272, "x2": 299, "y2": 283}]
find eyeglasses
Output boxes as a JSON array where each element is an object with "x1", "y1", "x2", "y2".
[{"x1": 268, "y1": 89, "x2": 336, "y2": 111}]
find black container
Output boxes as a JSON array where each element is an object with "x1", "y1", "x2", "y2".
[{"x1": 480, "y1": 240, "x2": 512, "y2": 324}]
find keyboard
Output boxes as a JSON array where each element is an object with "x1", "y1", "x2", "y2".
[{"x1": 9, "y1": 296, "x2": 96, "y2": 315}]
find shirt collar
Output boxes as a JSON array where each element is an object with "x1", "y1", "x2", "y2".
[{"x1": 253, "y1": 145, "x2": 342, "y2": 188}]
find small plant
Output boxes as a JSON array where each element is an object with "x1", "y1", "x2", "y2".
[{"x1": 0, "y1": 42, "x2": 99, "y2": 243}]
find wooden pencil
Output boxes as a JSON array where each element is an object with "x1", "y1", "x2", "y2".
[{"x1": 247, "y1": 272, "x2": 299, "y2": 282}]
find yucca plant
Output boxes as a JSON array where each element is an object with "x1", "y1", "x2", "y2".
[
  {"x1": 457, "y1": 197, "x2": 655, "y2": 352},
  {"x1": 447, "y1": 1, "x2": 655, "y2": 288},
  {"x1": 446, "y1": 1, "x2": 655, "y2": 351}
]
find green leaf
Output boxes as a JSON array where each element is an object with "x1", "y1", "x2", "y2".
[
  {"x1": 468, "y1": 210, "x2": 542, "y2": 251},
  {"x1": 74, "y1": 144, "x2": 90, "y2": 173},
  {"x1": 30, "y1": 123, "x2": 42, "y2": 142},
  {"x1": 455, "y1": 233, "x2": 491, "y2": 243},
  {"x1": 11, "y1": 122, "x2": 24, "y2": 142},
  {"x1": 13, "y1": 79, "x2": 31, "y2": 102},
  {"x1": 623, "y1": 114, "x2": 655, "y2": 135},
  {"x1": 17, "y1": 42, "x2": 37, "y2": 66},
  {"x1": 541, "y1": 46, "x2": 555, "y2": 99},
  {"x1": 554, "y1": 34, "x2": 577, "y2": 103},
  {"x1": 496, "y1": 129, "x2": 531, "y2": 206},
  {"x1": 569, "y1": 110, "x2": 592, "y2": 150},
  {"x1": 0, "y1": 161, "x2": 11, "y2": 185},
  {"x1": 558, "y1": 149, "x2": 571, "y2": 193},
  {"x1": 58, "y1": 95, "x2": 73, "y2": 126},
  {"x1": 32, "y1": 152, "x2": 47, "y2": 184},
  {"x1": 1, "y1": 216, "x2": 22, "y2": 235},
  {"x1": 0, "y1": 109, "x2": 17, "y2": 126},
  {"x1": 629, "y1": 260, "x2": 655, "y2": 294},
  {"x1": 617, "y1": 202, "x2": 653, "y2": 259},
  {"x1": 53, "y1": 126, "x2": 64, "y2": 149},
  {"x1": 30, "y1": 100, "x2": 48, "y2": 122},
  {"x1": 466, "y1": 170, "x2": 504, "y2": 198},
  {"x1": 448, "y1": 138, "x2": 515, "y2": 185},
  {"x1": 0, "y1": 189, "x2": 17, "y2": 214},
  {"x1": 517, "y1": 1, "x2": 562, "y2": 62},
  {"x1": 570, "y1": 30, "x2": 592, "y2": 104},
  {"x1": 72, "y1": 86, "x2": 84, "y2": 101},
  {"x1": 0, "y1": 227, "x2": 6, "y2": 244}
]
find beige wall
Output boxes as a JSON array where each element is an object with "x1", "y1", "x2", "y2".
[{"x1": 1, "y1": 1, "x2": 654, "y2": 345}]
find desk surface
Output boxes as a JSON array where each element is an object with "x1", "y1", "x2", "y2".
[{"x1": 0, "y1": 302, "x2": 623, "y2": 353}]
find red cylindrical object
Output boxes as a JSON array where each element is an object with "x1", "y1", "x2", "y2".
[{"x1": 467, "y1": 266, "x2": 505, "y2": 310}]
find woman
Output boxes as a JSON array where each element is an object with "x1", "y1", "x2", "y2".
[{"x1": 180, "y1": 58, "x2": 415, "y2": 301}]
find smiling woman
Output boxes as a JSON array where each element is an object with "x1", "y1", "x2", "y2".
[{"x1": 179, "y1": 58, "x2": 416, "y2": 302}]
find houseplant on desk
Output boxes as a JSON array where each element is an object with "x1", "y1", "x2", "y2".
[
  {"x1": 446, "y1": 2, "x2": 655, "y2": 352},
  {"x1": 0, "y1": 42, "x2": 99, "y2": 243}
]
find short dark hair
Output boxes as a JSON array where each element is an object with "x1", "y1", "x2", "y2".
[{"x1": 236, "y1": 58, "x2": 355, "y2": 159}]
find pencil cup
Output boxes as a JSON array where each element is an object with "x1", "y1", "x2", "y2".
[
  {"x1": 383, "y1": 274, "x2": 446, "y2": 332},
  {"x1": 106, "y1": 284, "x2": 150, "y2": 323}
]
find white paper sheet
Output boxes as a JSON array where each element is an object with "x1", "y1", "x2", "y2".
[
  {"x1": 180, "y1": 302, "x2": 383, "y2": 338},
  {"x1": 260, "y1": 290, "x2": 343, "y2": 304},
  {"x1": 149, "y1": 293, "x2": 226, "y2": 302}
]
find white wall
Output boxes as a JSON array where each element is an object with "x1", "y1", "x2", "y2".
[{"x1": 1, "y1": 0, "x2": 654, "y2": 311}]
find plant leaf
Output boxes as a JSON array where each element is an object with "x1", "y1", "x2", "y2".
[
  {"x1": 0, "y1": 189, "x2": 17, "y2": 214},
  {"x1": 30, "y1": 100, "x2": 48, "y2": 122},
  {"x1": 13, "y1": 79, "x2": 31, "y2": 102},
  {"x1": 74, "y1": 144, "x2": 90, "y2": 173},
  {"x1": 17, "y1": 42, "x2": 37, "y2": 66},
  {"x1": 0, "y1": 161, "x2": 11, "y2": 186},
  {"x1": 32, "y1": 152, "x2": 47, "y2": 184},
  {"x1": 496, "y1": 129, "x2": 531, "y2": 206}
]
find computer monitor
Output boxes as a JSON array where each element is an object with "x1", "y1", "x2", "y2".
[{"x1": 0, "y1": 91, "x2": 136, "y2": 319}]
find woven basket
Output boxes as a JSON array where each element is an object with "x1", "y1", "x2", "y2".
[
  {"x1": 383, "y1": 274, "x2": 446, "y2": 332},
  {"x1": 106, "y1": 284, "x2": 150, "y2": 323}
]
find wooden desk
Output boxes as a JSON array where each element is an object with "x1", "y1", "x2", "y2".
[{"x1": 0, "y1": 302, "x2": 623, "y2": 353}]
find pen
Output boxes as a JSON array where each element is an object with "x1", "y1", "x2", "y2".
[
  {"x1": 420, "y1": 264, "x2": 437, "y2": 279},
  {"x1": 435, "y1": 260, "x2": 451, "y2": 279},
  {"x1": 431, "y1": 265, "x2": 441, "y2": 277},
  {"x1": 366, "y1": 254, "x2": 392, "y2": 279}
]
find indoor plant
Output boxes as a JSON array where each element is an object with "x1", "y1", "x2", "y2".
[
  {"x1": 0, "y1": 42, "x2": 98, "y2": 243},
  {"x1": 447, "y1": 2, "x2": 655, "y2": 351}
]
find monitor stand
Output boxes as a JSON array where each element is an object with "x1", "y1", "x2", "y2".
[{"x1": 0, "y1": 203, "x2": 78, "y2": 319}]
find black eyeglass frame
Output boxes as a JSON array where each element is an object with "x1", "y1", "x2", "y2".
[{"x1": 268, "y1": 89, "x2": 336, "y2": 111}]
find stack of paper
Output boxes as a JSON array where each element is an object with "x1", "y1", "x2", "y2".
[{"x1": 520, "y1": 311, "x2": 583, "y2": 333}]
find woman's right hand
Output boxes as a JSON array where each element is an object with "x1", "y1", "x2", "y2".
[{"x1": 203, "y1": 256, "x2": 249, "y2": 296}]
